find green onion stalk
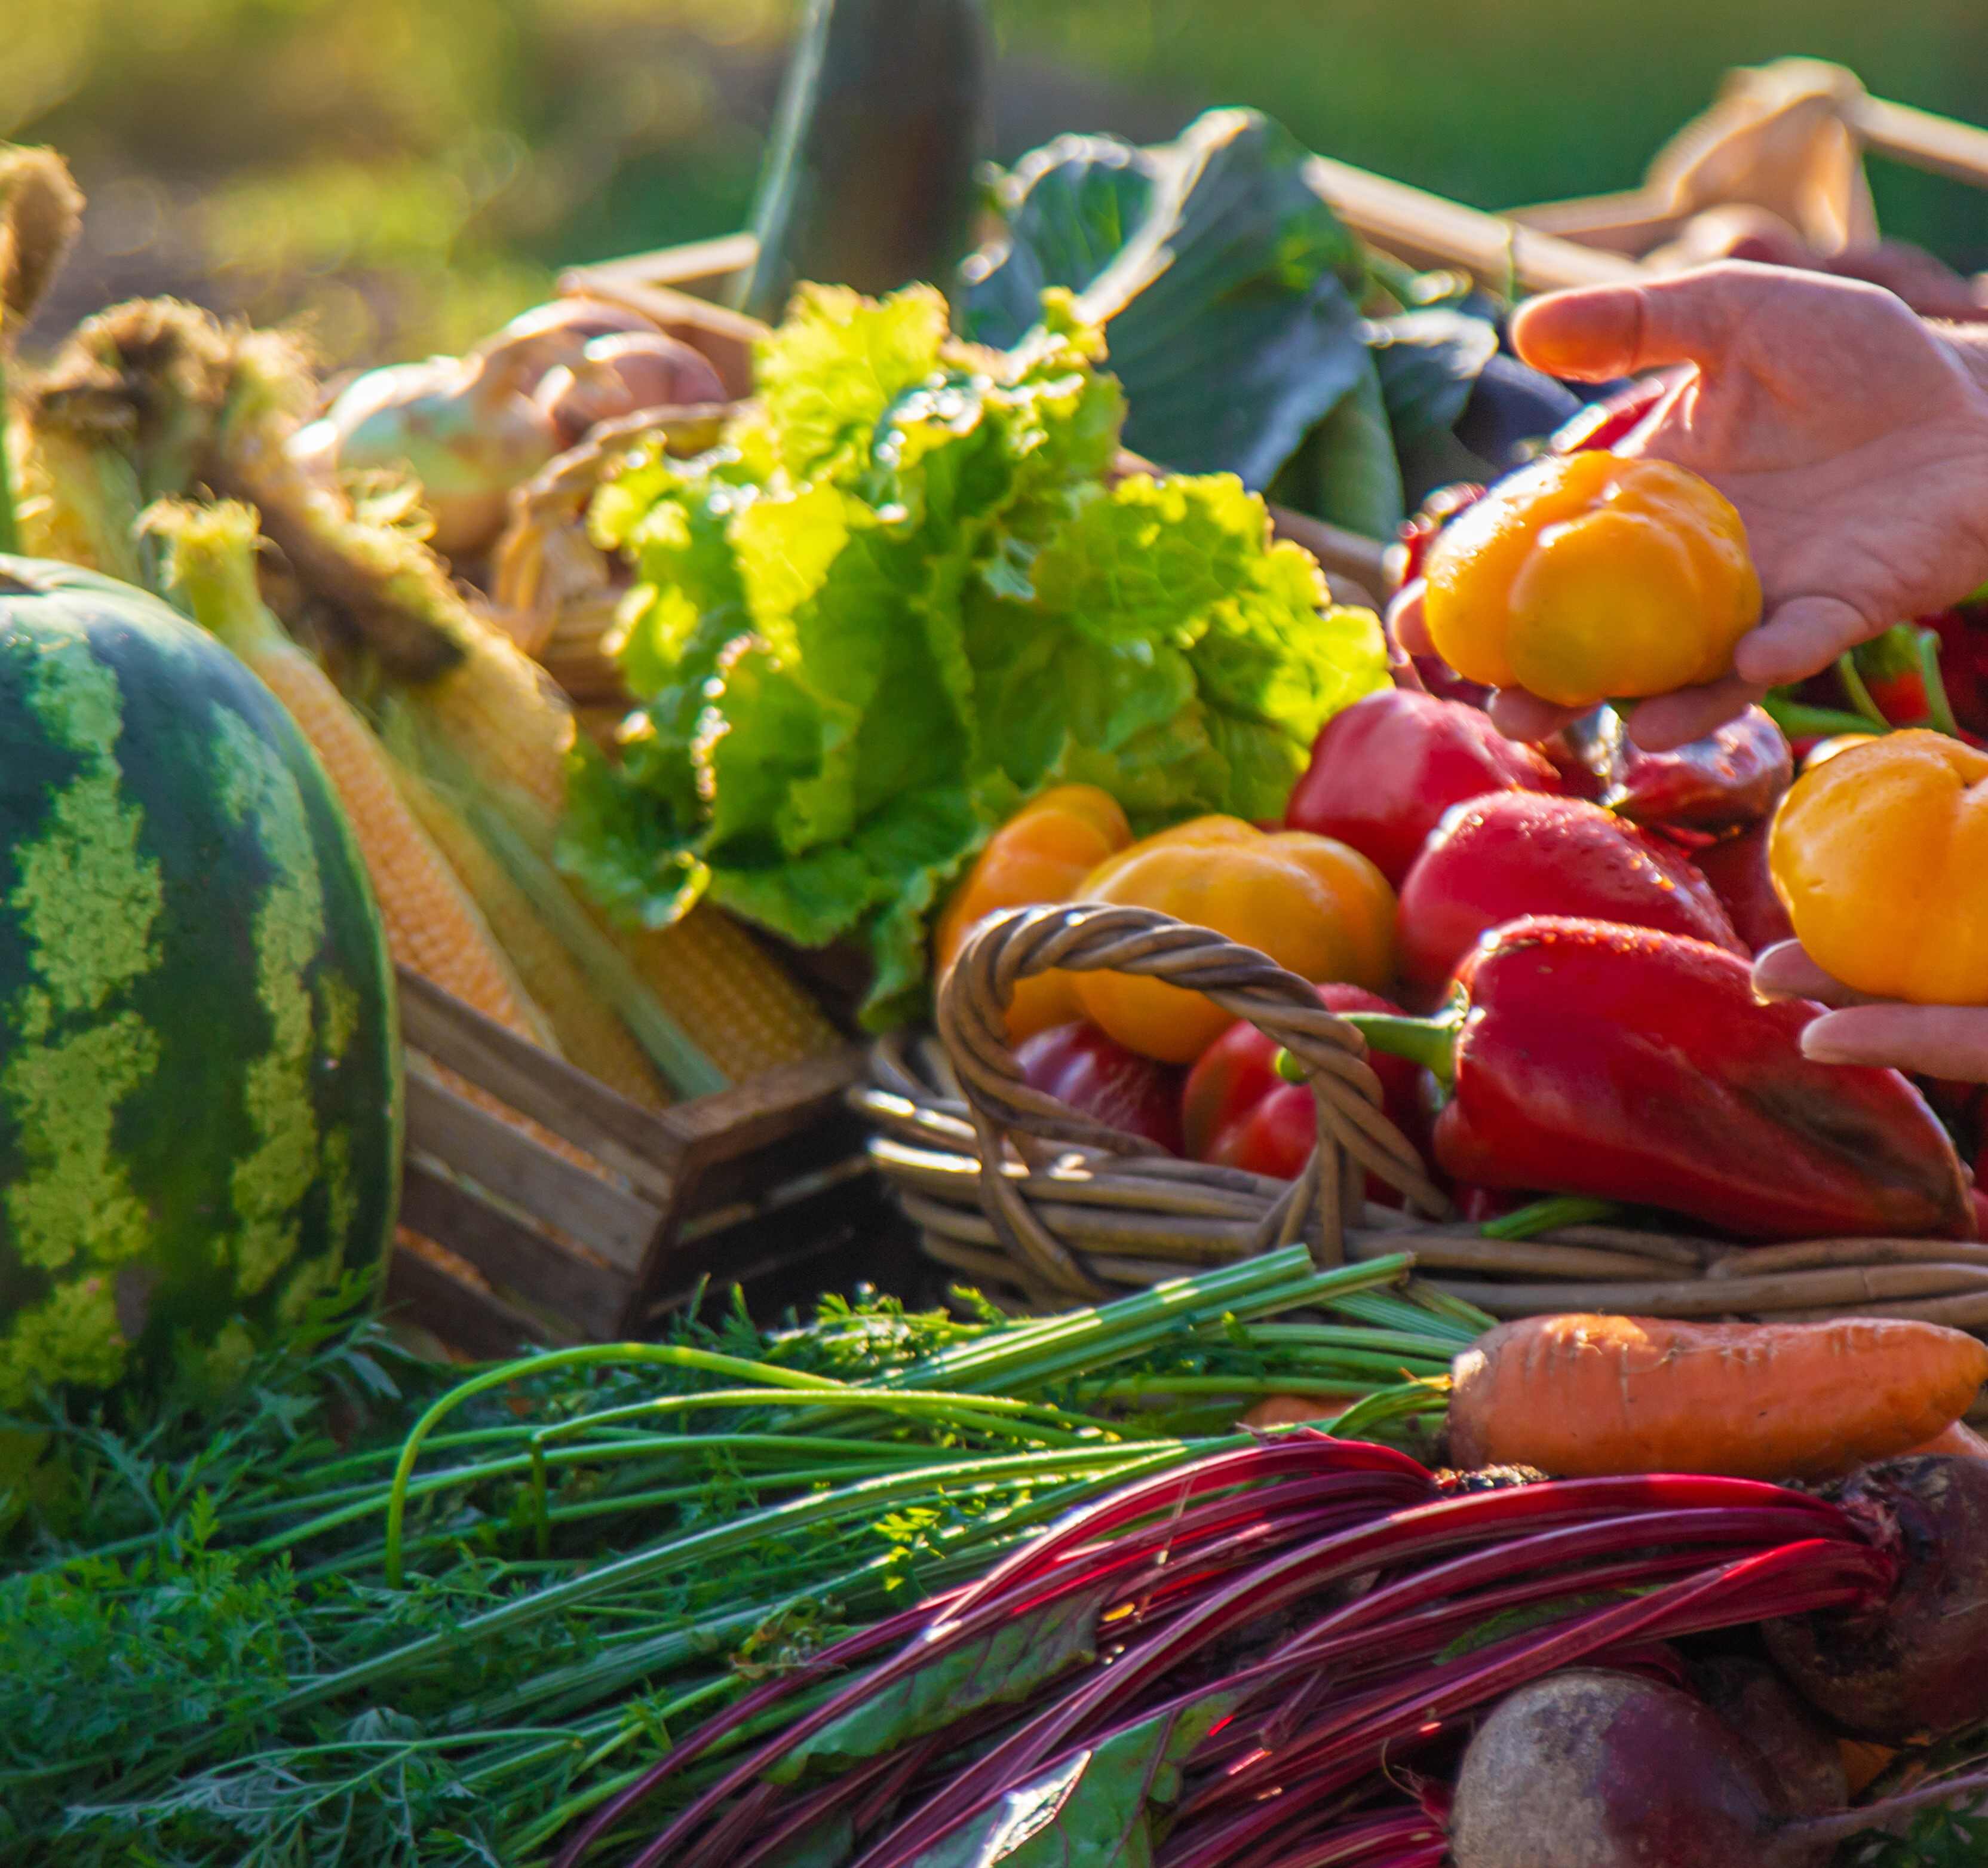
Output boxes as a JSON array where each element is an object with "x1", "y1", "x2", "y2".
[{"x1": 0, "y1": 1252, "x2": 1486, "y2": 1866}]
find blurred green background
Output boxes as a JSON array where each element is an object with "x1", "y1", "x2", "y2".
[{"x1": 10, "y1": 0, "x2": 1988, "y2": 367}]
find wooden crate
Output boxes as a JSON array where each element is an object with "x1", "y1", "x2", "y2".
[
  {"x1": 384, "y1": 966, "x2": 881, "y2": 1355},
  {"x1": 1505, "y1": 60, "x2": 1988, "y2": 263}
]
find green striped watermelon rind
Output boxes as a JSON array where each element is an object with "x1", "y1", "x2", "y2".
[{"x1": 0, "y1": 556, "x2": 401, "y2": 1410}]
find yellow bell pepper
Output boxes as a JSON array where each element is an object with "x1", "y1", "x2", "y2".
[
  {"x1": 1769, "y1": 729, "x2": 1988, "y2": 1004},
  {"x1": 1423, "y1": 452, "x2": 1761, "y2": 709},
  {"x1": 933, "y1": 785, "x2": 1133, "y2": 1040},
  {"x1": 1073, "y1": 816, "x2": 1395, "y2": 1062}
]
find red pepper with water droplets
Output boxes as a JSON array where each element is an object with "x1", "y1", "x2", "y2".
[
  {"x1": 1345, "y1": 916, "x2": 1974, "y2": 1243},
  {"x1": 1395, "y1": 791, "x2": 1744, "y2": 998},
  {"x1": 1283, "y1": 688, "x2": 1564, "y2": 888}
]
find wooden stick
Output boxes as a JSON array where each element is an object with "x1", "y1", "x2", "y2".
[
  {"x1": 1303, "y1": 155, "x2": 1646, "y2": 293},
  {"x1": 1851, "y1": 94, "x2": 1988, "y2": 190},
  {"x1": 1708, "y1": 1237, "x2": 1988, "y2": 1277},
  {"x1": 1427, "y1": 1262, "x2": 1988, "y2": 1319}
]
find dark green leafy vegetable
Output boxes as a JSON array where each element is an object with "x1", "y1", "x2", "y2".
[
  {"x1": 964, "y1": 108, "x2": 1370, "y2": 491},
  {"x1": 1368, "y1": 309, "x2": 1501, "y2": 455},
  {"x1": 565, "y1": 283, "x2": 1387, "y2": 1024},
  {"x1": 1270, "y1": 348, "x2": 1404, "y2": 541}
]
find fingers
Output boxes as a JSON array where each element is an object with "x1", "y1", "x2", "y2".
[
  {"x1": 1618, "y1": 674, "x2": 1766, "y2": 752},
  {"x1": 1511, "y1": 263, "x2": 1772, "y2": 381},
  {"x1": 1388, "y1": 581, "x2": 1432, "y2": 657},
  {"x1": 1799, "y1": 1004, "x2": 1988, "y2": 1081},
  {"x1": 1753, "y1": 941, "x2": 1880, "y2": 1008},
  {"x1": 1731, "y1": 593, "x2": 1873, "y2": 688},
  {"x1": 1486, "y1": 688, "x2": 1585, "y2": 743}
]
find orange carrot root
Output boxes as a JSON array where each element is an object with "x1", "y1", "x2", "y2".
[{"x1": 1447, "y1": 1312, "x2": 1988, "y2": 1481}]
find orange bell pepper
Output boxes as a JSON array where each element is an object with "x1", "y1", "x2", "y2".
[
  {"x1": 1073, "y1": 816, "x2": 1395, "y2": 1062},
  {"x1": 933, "y1": 785, "x2": 1133, "y2": 1039},
  {"x1": 1770, "y1": 728, "x2": 1988, "y2": 1004},
  {"x1": 1423, "y1": 452, "x2": 1761, "y2": 708}
]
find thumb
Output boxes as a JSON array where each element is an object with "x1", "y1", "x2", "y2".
[{"x1": 1512, "y1": 262, "x2": 1771, "y2": 381}]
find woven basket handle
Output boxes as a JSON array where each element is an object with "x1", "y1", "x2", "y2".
[{"x1": 937, "y1": 903, "x2": 1452, "y2": 1298}]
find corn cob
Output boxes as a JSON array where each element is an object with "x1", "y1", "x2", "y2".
[
  {"x1": 152, "y1": 499, "x2": 555, "y2": 1049},
  {"x1": 389, "y1": 751, "x2": 670, "y2": 1111},
  {"x1": 148, "y1": 501, "x2": 631, "y2": 1197},
  {"x1": 409, "y1": 610, "x2": 577, "y2": 834},
  {"x1": 609, "y1": 906, "x2": 842, "y2": 1082}
]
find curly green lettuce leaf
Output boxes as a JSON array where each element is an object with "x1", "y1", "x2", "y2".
[{"x1": 566, "y1": 286, "x2": 1389, "y2": 1026}]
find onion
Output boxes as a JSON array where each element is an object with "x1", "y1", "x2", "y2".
[
  {"x1": 471, "y1": 297, "x2": 657, "y2": 394},
  {"x1": 532, "y1": 332, "x2": 729, "y2": 449},
  {"x1": 292, "y1": 352, "x2": 559, "y2": 561}
]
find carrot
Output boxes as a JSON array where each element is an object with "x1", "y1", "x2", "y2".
[
  {"x1": 1447, "y1": 1313, "x2": 1988, "y2": 1481},
  {"x1": 1904, "y1": 1418, "x2": 1988, "y2": 1460},
  {"x1": 1241, "y1": 1393, "x2": 1364, "y2": 1430}
]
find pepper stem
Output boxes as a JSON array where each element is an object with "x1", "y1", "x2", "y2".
[
  {"x1": 1762, "y1": 695, "x2": 1886, "y2": 741},
  {"x1": 1340, "y1": 1007, "x2": 1459, "y2": 1088},
  {"x1": 1915, "y1": 627, "x2": 1964, "y2": 738},
  {"x1": 1836, "y1": 651, "x2": 1891, "y2": 730}
]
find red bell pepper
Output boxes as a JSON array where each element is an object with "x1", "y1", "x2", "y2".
[
  {"x1": 1692, "y1": 819, "x2": 1797, "y2": 955},
  {"x1": 1015, "y1": 1021, "x2": 1184, "y2": 1155},
  {"x1": 1283, "y1": 689, "x2": 1564, "y2": 888},
  {"x1": 1556, "y1": 705, "x2": 1791, "y2": 835},
  {"x1": 1182, "y1": 984, "x2": 1430, "y2": 1201},
  {"x1": 1550, "y1": 376, "x2": 1670, "y2": 455},
  {"x1": 1346, "y1": 916, "x2": 1974, "y2": 1242},
  {"x1": 1395, "y1": 792, "x2": 1744, "y2": 998}
]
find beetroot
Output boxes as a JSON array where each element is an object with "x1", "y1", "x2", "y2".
[
  {"x1": 1451, "y1": 1670, "x2": 1797, "y2": 1866},
  {"x1": 1450, "y1": 1668, "x2": 1987, "y2": 1868},
  {"x1": 1765, "y1": 1454, "x2": 1988, "y2": 1741},
  {"x1": 1687, "y1": 1655, "x2": 1844, "y2": 1819}
]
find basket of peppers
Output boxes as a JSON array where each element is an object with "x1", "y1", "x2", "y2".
[{"x1": 859, "y1": 425, "x2": 1988, "y2": 1326}]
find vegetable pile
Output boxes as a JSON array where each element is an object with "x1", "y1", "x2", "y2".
[{"x1": 13, "y1": 35, "x2": 1988, "y2": 1868}]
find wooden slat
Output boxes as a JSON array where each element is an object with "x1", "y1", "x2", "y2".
[
  {"x1": 654, "y1": 1044, "x2": 870, "y2": 1165},
  {"x1": 397, "y1": 967, "x2": 685, "y2": 1194},
  {"x1": 565, "y1": 231, "x2": 758, "y2": 294},
  {"x1": 1852, "y1": 94, "x2": 1988, "y2": 189},
  {"x1": 400, "y1": 1160, "x2": 636, "y2": 1338},
  {"x1": 1504, "y1": 191, "x2": 1686, "y2": 253},
  {"x1": 385, "y1": 1244, "x2": 566, "y2": 1358},
  {"x1": 402, "y1": 1068, "x2": 662, "y2": 1271},
  {"x1": 1304, "y1": 155, "x2": 1646, "y2": 293}
]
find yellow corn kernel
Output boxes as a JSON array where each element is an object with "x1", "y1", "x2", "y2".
[{"x1": 609, "y1": 905, "x2": 841, "y2": 1083}]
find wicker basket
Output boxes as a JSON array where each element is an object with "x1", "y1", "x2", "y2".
[{"x1": 857, "y1": 904, "x2": 1988, "y2": 1331}]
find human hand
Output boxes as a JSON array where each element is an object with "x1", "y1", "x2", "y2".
[
  {"x1": 1392, "y1": 262, "x2": 1988, "y2": 750},
  {"x1": 1754, "y1": 938, "x2": 1988, "y2": 1080}
]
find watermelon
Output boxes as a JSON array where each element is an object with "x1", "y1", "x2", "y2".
[{"x1": 0, "y1": 556, "x2": 400, "y2": 1409}]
